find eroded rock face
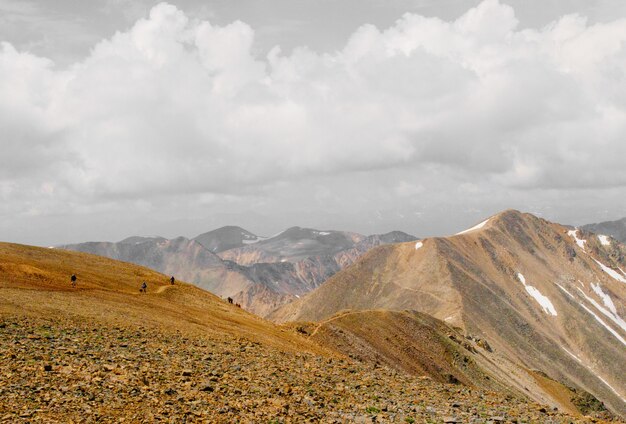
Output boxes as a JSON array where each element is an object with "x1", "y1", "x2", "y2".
[{"x1": 272, "y1": 210, "x2": 626, "y2": 417}]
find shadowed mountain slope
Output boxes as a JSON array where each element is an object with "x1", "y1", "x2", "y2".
[
  {"x1": 271, "y1": 210, "x2": 626, "y2": 417},
  {"x1": 291, "y1": 309, "x2": 610, "y2": 418},
  {"x1": 583, "y1": 218, "x2": 626, "y2": 244}
]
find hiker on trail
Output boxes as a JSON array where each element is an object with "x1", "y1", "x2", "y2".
[
  {"x1": 70, "y1": 274, "x2": 77, "y2": 287},
  {"x1": 141, "y1": 281, "x2": 147, "y2": 293},
  {"x1": 170, "y1": 276, "x2": 175, "y2": 285}
]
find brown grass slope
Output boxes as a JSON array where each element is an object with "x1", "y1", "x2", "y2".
[
  {"x1": 0, "y1": 242, "x2": 323, "y2": 353},
  {"x1": 271, "y1": 210, "x2": 626, "y2": 417}
]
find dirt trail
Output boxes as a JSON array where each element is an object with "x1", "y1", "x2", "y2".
[
  {"x1": 309, "y1": 310, "x2": 363, "y2": 337},
  {"x1": 155, "y1": 284, "x2": 174, "y2": 294}
]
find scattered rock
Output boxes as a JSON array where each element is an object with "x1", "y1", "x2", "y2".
[
  {"x1": 199, "y1": 384, "x2": 214, "y2": 392},
  {"x1": 0, "y1": 315, "x2": 595, "y2": 423},
  {"x1": 476, "y1": 339, "x2": 492, "y2": 352}
]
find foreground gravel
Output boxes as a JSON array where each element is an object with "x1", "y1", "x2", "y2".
[{"x1": 0, "y1": 315, "x2": 612, "y2": 423}]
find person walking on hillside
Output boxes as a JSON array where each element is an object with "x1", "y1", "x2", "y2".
[
  {"x1": 170, "y1": 276, "x2": 175, "y2": 285},
  {"x1": 140, "y1": 281, "x2": 147, "y2": 293},
  {"x1": 70, "y1": 274, "x2": 77, "y2": 287}
]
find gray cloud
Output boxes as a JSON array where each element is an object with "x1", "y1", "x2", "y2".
[{"x1": 2, "y1": 0, "x2": 626, "y2": 245}]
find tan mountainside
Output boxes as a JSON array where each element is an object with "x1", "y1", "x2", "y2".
[
  {"x1": 0, "y1": 241, "x2": 604, "y2": 422},
  {"x1": 0, "y1": 242, "x2": 318, "y2": 352},
  {"x1": 271, "y1": 210, "x2": 626, "y2": 417}
]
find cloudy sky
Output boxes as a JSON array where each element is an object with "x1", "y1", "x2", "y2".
[{"x1": 2, "y1": 0, "x2": 626, "y2": 246}]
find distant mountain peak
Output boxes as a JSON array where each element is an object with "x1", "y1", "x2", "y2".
[
  {"x1": 583, "y1": 216, "x2": 626, "y2": 244},
  {"x1": 118, "y1": 235, "x2": 166, "y2": 244},
  {"x1": 193, "y1": 226, "x2": 262, "y2": 253}
]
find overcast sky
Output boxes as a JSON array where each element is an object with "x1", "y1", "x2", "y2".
[{"x1": 2, "y1": 0, "x2": 626, "y2": 246}]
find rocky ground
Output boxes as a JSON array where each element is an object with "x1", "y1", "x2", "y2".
[{"x1": 0, "y1": 315, "x2": 613, "y2": 423}]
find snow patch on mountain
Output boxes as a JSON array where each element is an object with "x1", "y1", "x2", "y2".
[
  {"x1": 517, "y1": 273, "x2": 557, "y2": 316},
  {"x1": 567, "y1": 229, "x2": 587, "y2": 251},
  {"x1": 597, "y1": 376, "x2": 626, "y2": 403},
  {"x1": 591, "y1": 283, "x2": 618, "y2": 315},
  {"x1": 577, "y1": 299, "x2": 626, "y2": 347},
  {"x1": 242, "y1": 237, "x2": 265, "y2": 244},
  {"x1": 555, "y1": 283, "x2": 575, "y2": 300},
  {"x1": 456, "y1": 218, "x2": 489, "y2": 235},
  {"x1": 593, "y1": 259, "x2": 626, "y2": 283},
  {"x1": 579, "y1": 285, "x2": 626, "y2": 334},
  {"x1": 562, "y1": 346, "x2": 626, "y2": 403},
  {"x1": 598, "y1": 235, "x2": 611, "y2": 246},
  {"x1": 561, "y1": 347, "x2": 582, "y2": 363}
]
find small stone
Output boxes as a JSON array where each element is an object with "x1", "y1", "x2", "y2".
[
  {"x1": 199, "y1": 384, "x2": 214, "y2": 392},
  {"x1": 443, "y1": 416, "x2": 459, "y2": 423},
  {"x1": 43, "y1": 364, "x2": 52, "y2": 372},
  {"x1": 182, "y1": 369, "x2": 193, "y2": 377}
]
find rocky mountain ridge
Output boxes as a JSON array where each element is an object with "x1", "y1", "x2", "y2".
[{"x1": 272, "y1": 210, "x2": 626, "y2": 417}]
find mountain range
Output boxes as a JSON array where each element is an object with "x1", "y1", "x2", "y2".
[
  {"x1": 59, "y1": 226, "x2": 417, "y2": 317},
  {"x1": 583, "y1": 217, "x2": 626, "y2": 244},
  {"x1": 272, "y1": 210, "x2": 626, "y2": 417},
  {"x1": 52, "y1": 210, "x2": 626, "y2": 417},
  {"x1": 1, "y1": 241, "x2": 604, "y2": 421}
]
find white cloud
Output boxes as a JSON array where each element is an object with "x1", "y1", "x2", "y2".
[{"x1": 2, "y1": 1, "x2": 626, "y2": 243}]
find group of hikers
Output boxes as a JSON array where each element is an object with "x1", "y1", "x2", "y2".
[
  {"x1": 69, "y1": 274, "x2": 176, "y2": 293},
  {"x1": 69, "y1": 273, "x2": 242, "y2": 307},
  {"x1": 227, "y1": 297, "x2": 242, "y2": 308}
]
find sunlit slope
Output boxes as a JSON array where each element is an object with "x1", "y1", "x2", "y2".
[
  {"x1": 0, "y1": 242, "x2": 325, "y2": 353},
  {"x1": 272, "y1": 210, "x2": 626, "y2": 416}
]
